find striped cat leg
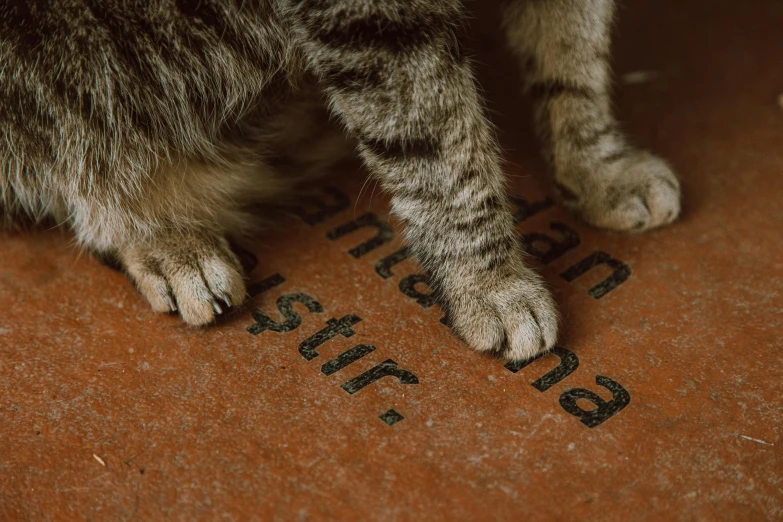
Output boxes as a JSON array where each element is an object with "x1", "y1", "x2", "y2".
[
  {"x1": 286, "y1": 0, "x2": 558, "y2": 361},
  {"x1": 503, "y1": 0, "x2": 681, "y2": 232}
]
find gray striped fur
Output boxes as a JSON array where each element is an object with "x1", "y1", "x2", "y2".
[{"x1": 0, "y1": 0, "x2": 680, "y2": 361}]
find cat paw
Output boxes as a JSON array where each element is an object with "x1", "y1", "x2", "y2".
[
  {"x1": 446, "y1": 269, "x2": 559, "y2": 362},
  {"x1": 561, "y1": 151, "x2": 681, "y2": 232},
  {"x1": 119, "y1": 232, "x2": 247, "y2": 326}
]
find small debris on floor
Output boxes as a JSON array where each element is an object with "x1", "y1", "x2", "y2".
[
  {"x1": 739, "y1": 435, "x2": 774, "y2": 446},
  {"x1": 93, "y1": 454, "x2": 106, "y2": 467},
  {"x1": 622, "y1": 70, "x2": 659, "y2": 85}
]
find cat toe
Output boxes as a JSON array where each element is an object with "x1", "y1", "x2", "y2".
[
  {"x1": 566, "y1": 151, "x2": 681, "y2": 233},
  {"x1": 446, "y1": 269, "x2": 559, "y2": 362},
  {"x1": 120, "y1": 232, "x2": 247, "y2": 326}
]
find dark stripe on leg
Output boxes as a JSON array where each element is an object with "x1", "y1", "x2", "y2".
[
  {"x1": 314, "y1": 14, "x2": 443, "y2": 53},
  {"x1": 361, "y1": 136, "x2": 440, "y2": 160},
  {"x1": 570, "y1": 123, "x2": 616, "y2": 149},
  {"x1": 322, "y1": 63, "x2": 385, "y2": 93}
]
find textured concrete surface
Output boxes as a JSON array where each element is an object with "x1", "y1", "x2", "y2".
[{"x1": 1, "y1": 0, "x2": 781, "y2": 520}]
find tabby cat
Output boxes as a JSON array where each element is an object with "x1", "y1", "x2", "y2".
[{"x1": 0, "y1": 0, "x2": 680, "y2": 361}]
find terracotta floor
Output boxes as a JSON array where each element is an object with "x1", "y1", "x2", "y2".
[{"x1": 1, "y1": 1, "x2": 781, "y2": 520}]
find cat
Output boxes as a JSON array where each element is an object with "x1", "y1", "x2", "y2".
[{"x1": 0, "y1": 0, "x2": 680, "y2": 362}]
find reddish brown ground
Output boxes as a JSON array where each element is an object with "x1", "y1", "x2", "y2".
[{"x1": 1, "y1": 0, "x2": 781, "y2": 520}]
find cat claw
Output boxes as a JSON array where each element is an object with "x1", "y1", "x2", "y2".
[
  {"x1": 120, "y1": 232, "x2": 246, "y2": 326},
  {"x1": 220, "y1": 295, "x2": 233, "y2": 309}
]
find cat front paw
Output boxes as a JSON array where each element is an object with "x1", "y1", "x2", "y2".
[
  {"x1": 119, "y1": 232, "x2": 247, "y2": 325},
  {"x1": 445, "y1": 268, "x2": 559, "y2": 362},
  {"x1": 562, "y1": 151, "x2": 681, "y2": 232}
]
